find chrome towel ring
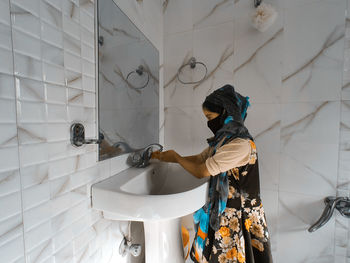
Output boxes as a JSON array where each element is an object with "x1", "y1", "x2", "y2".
[
  {"x1": 126, "y1": 65, "x2": 150, "y2": 89},
  {"x1": 177, "y1": 57, "x2": 208, "y2": 85}
]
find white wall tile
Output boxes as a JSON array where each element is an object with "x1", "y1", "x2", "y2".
[
  {"x1": 0, "y1": 0, "x2": 163, "y2": 262},
  {"x1": 0, "y1": 235, "x2": 25, "y2": 263}
]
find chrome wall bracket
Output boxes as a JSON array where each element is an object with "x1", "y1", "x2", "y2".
[
  {"x1": 70, "y1": 123, "x2": 101, "y2": 147},
  {"x1": 308, "y1": 196, "x2": 350, "y2": 232}
]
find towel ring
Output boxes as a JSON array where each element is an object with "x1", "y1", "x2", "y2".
[
  {"x1": 177, "y1": 57, "x2": 208, "y2": 85},
  {"x1": 126, "y1": 65, "x2": 150, "y2": 90},
  {"x1": 254, "y1": 0, "x2": 262, "y2": 7}
]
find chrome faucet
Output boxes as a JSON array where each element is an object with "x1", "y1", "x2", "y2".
[{"x1": 127, "y1": 143, "x2": 163, "y2": 168}]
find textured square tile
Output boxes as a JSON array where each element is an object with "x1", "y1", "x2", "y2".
[
  {"x1": 42, "y1": 42, "x2": 64, "y2": 67},
  {"x1": 0, "y1": 147, "x2": 19, "y2": 172},
  {"x1": 15, "y1": 77, "x2": 45, "y2": 102},
  {"x1": 0, "y1": 169, "x2": 20, "y2": 197},
  {"x1": 0, "y1": 47, "x2": 14, "y2": 75},
  {"x1": 10, "y1": 3, "x2": 41, "y2": 39},
  {"x1": 13, "y1": 52, "x2": 42, "y2": 80},
  {"x1": 0, "y1": 235, "x2": 25, "y2": 263},
  {"x1": 41, "y1": 22, "x2": 63, "y2": 48},
  {"x1": 11, "y1": 0, "x2": 40, "y2": 17},
  {"x1": 40, "y1": 0, "x2": 63, "y2": 30},
  {"x1": 0, "y1": 23, "x2": 12, "y2": 51}
]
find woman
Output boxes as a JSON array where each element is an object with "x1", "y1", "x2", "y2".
[{"x1": 151, "y1": 84, "x2": 273, "y2": 263}]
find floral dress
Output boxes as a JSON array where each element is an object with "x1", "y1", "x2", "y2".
[{"x1": 190, "y1": 140, "x2": 273, "y2": 263}]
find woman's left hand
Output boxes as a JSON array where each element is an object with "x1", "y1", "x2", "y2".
[{"x1": 151, "y1": 150, "x2": 179, "y2": 163}]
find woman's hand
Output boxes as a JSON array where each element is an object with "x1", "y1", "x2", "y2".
[{"x1": 151, "y1": 150, "x2": 179, "y2": 163}]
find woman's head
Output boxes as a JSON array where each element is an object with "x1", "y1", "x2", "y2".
[
  {"x1": 202, "y1": 100, "x2": 227, "y2": 135},
  {"x1": 202, "y1": 84, "x2": 253, "y2": 143},
  {"x1": 202, "y1": 100, "x2": 223, "y2": 121},
  {"x1": 202, "y1": 84, "x2": 251, "y2": 135}
]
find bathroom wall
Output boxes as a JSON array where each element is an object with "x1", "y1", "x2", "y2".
[
  {"x1": 163, "y1": 0, "x2": 349, "y2": 262},
  {"x1": 0, "y1": 0, "x2": 163, "y2": 263}
]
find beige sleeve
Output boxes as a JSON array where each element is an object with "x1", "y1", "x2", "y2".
[{"x1": 205, "y1": 138, "x2": 251, "y2": 176}]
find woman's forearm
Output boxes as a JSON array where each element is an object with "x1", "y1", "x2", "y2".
[
  {"x1": 182, "y1": 155, "x2": 202, "y2": 164},
  {"x1": 175, "y1": 153, "x2": 209, "y2": 179}
]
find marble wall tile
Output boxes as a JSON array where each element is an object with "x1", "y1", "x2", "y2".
[
  {"x1": 0, "y1": 214, "x2": 23, "y2": 248},
  {"x1": 233, "y1": 0, "x2": 283, "y2": 104},
  {"x1": 63, "y1": 15, "x2": 81, "y2": 40},
  {"x1": 163, "y1": 31, "x2": 194, "y2": 106},
  {"x1": 40, "y1": 0, "x2": 63, "y2": 30},
  {"x1": 338, "y1": 101, "x2": 350, "y2": 193},
  {"x1": 0, "y1": 99, "x2": 16, "y2": 123},
  {"x1": 0, "y1": 236, "x2": 25, "y2": 262},
  {"x1": 15, "y1": 77, "x2": 45, "y2": 102},
  {"x1": 0, "y1": 23, "x2": 12, "y2": 51},
  {"x1": 163, "y1": 0, "x2": 192, "y2": 35},
  {"x1": 192, "y1": 0, "x2": 234, "y2": 29},
  {"x1": 0, "y1": 191, "x2": 22, "y2": 221},
  {"x1": 164, "y1": 106, "x2": 194, "y2": 155},
  {"x1": 192, "y1": 21, "x2": 234, "y2": 106},
  {"x1": 62, "y1": 0, "x2": 80, "y2": 23},
  {"x1": 0, "y1": 47, "x2": 14, "y2": 75},
  {"x1": 11, "y1": 0, "x2": 40, "y2": 17},
  {"x1": 0, "y1": 0, "x2": 11, "y2": 25},
  {"x1": 42, "y1": 42, "x2": 64, "y2": 67},
  {"x1": 41, "y1": 22, "x2": 63, "y2": 49},
  {"x1": 43, "y1": 62, "x2": 65, "y2": 85},
  {"x1": 280, "y1": 101, "x2": 340, "y2": 146},
  {"x1": 277, "y1": 191, "x2": 335, "y2": 262},
  {"x1": 12, "y1": 30, "x2": 41, "y2": 59},
  {"x1": 10, "y1": 2, "x2": 41, "y2": 39},
  {"x1": 282, "y1": 0, "x2": 346, "y2": 103},
  {"x1": 279, "y1": 142, "x2": 338, "y2": 196},
  {"x1": 112, "y1": 0, "x2": 163, "y2": 49},
  {"x1": 14, "y1": 53, "x2": 42, "y2": 81}
]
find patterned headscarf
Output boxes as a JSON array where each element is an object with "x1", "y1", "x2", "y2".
[{"x1": 192, "y1": 84, "x2": 253, "y2": 256}]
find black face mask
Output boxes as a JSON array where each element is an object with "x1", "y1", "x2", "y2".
[{"x1": 207, "y1": 112, "x2": 224, "y2": 135}]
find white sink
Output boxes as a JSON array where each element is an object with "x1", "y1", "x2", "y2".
[{"x1": 91, "y1": 161, "x2": 209, "y2": 263}]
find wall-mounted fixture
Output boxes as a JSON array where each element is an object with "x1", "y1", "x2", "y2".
[
  {"x1": 70, "y1": 123, "x2": 101, "y2": 147},
  {"x1": 177, "y1": 57, "x2": 208, "y2": 85},
  {"x1": 254, "y1": 0, "x2": 262, "y2": 7},
  {"x1": 98, "y1": 35, "x2": 104, "y2": 46},
  {"x1": 308, "y1": 196, "x2": 350, "y2": 232},
  {"x1": 126, "y1": 65, "x2": 150, "y2": 90},
  {"x1": 251, "y1": 1, "x2": 278, "y2": 32}
]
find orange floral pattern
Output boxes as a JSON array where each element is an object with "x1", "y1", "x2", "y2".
[{"x1": 190, "y1": 139, "x2": 273, "y2": 263}]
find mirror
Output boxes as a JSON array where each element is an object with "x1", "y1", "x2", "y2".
[{"x1": 97, "y1": 0, "x2": 160, "y2": 161}]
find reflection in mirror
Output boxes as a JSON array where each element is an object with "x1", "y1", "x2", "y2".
[{"x1": 97, "y1": 0, "x2": 159, "y2": 161}]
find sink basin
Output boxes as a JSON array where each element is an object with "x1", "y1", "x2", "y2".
[
  {"x1": 91, "y1": 161, "x2": 209, "y2": 221},
  {"x1": 91, "y1": 161, "x2": 209, "y2": 263}
]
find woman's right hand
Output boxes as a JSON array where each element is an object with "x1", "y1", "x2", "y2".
[{"x1": 151, "y1": 150, "x2": 179, "y2": 163}]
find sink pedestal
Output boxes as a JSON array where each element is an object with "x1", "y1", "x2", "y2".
[{"x1": 143, "y1": 218, "x2": 185, "y2": 263}]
